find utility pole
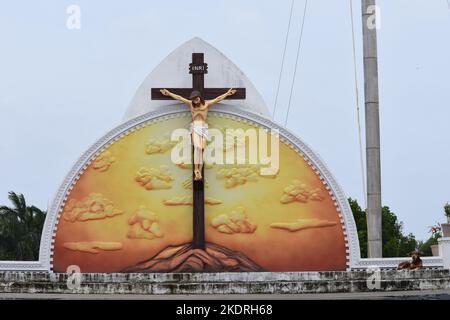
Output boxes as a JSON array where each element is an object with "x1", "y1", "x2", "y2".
[{"x1": 362, "y1": 0, "x2": 382, "y2": 257}]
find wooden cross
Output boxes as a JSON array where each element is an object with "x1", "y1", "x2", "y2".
[
  {"x1": 151, "y1": 53, "x2": 246, "y2": 100},
  {"x1": 151, "y1": 53, "x2": 246, "y2": 250}
]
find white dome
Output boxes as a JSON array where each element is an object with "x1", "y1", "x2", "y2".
[{"x1": 123, "y1": 37, "x2": 271, "y2": 122}]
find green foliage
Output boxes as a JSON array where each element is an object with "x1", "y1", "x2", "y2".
[
  {"x1": 0, "y1": 192, "x2": 46, "y2": 261},
  {"x1": 349, "y1": 198, "x2": 418, "y2": 258},
  {"x1": 349, "y1": 198, "x2": 367, "y2": 258},
  {"x1": 444, "y1": 202, "x2": 450, "y2": 223},
  {"x1": 419, "y1": 236, "x2": 438, "y2": 256},
  {"x1": 418, "y1": 223, "x2": 442, "y2": 256}
]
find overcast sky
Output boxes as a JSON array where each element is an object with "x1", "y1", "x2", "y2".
[{"x1": 1, "y1": 0, "x2": 449, "y2": 240}]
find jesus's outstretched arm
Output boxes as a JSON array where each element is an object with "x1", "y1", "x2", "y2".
[
  {"x1": 160, "y1": 89, "x2": 191, "y2": 105},
  {"x1": 206, "y1": 88, "x2": 236, "y2": 108}
]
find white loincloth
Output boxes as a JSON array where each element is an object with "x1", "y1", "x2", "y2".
[{"x1": 190, "y1": 122, "x2": 209, "y2": 141}]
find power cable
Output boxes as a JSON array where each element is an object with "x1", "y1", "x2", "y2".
[
  {"x1": 273, "y1": 0, "x2": 295, "y2": 119},
  {"x1": 284, "y1": 0, "x2": 308, "y2": 127}
]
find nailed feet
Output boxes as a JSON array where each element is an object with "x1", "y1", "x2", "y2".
[{"x1": 194, "y1": 169, "x2": 203, "y2": 181}]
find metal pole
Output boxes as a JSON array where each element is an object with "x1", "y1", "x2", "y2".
[{"x1": 362, "y1": 0, "x2": 382, "y2": 257}]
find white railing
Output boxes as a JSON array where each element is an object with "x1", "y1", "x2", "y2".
[
  {"x1": 350, "y1": 256, "x2": 444, "y2": 270},
  {"x1": 0, "y1": 260, "x2": 48, "y2": 271}
]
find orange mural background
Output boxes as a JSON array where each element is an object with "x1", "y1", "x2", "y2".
[{"x1": 53, "y1": 114, "x2": 347, "y2": 272}]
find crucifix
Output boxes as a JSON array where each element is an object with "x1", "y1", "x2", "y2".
[{"x1": 151, "y1": 53, "x2": 246, "y2": 249}]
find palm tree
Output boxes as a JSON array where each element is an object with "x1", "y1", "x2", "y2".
[{"x1": 0, "y1": 192, "x2": 46, "y2": 261}]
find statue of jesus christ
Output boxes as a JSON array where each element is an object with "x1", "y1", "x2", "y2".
[{"x1": 160, "y1": 88, "x2": 236, "y2": 181}]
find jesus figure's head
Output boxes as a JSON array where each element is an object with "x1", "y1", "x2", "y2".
[{"x1": 189, "y1": 91, "x2": 204, "y2": 107}]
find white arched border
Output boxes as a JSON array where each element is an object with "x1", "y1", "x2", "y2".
[
  {"x1": 1, "y1": 105, "x2": 444, "y2": 271},
  {"x1": 3, "y1": 105, "x2": 364, "y2": 271}
]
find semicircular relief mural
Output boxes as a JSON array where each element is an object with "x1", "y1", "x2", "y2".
[{"x1": 52, "y1": 110, "x2": 350, "y2": 273}]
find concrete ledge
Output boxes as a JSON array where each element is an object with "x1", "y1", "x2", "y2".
[
  {"x1": 1, "y1": 270, "x2": 450, "y2": 295},
  {"x1": 1, "y1": 270, "x2": 449, "y2": 282}
]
